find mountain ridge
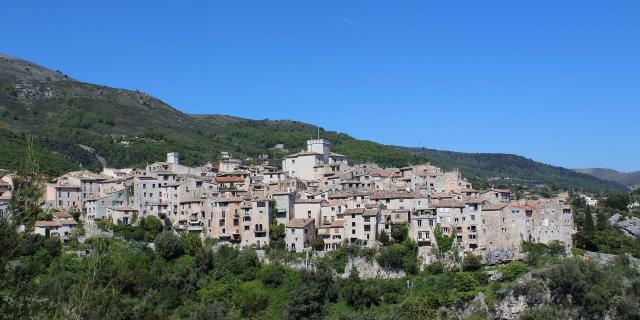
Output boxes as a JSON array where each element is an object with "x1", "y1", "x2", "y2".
[
  {"x1": 574, "y1": 168, "x2": 640, "y2": 190},
  {"x1": 0, "y1": 53, "x2": 626, "y2": 192}
]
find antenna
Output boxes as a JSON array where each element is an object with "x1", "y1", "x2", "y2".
[{"x1": 317, "y1": 126, "x2": 320, "y2": 139}]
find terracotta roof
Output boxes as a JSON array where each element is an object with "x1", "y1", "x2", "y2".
[
  {"x1": 331, "y1": 220, "x2": 345, "y2": 228},
  {"x1": 35, "y1": 220, "x2": 61, "y2": 227},
  {"x1": 215, "y1": 176, "x2": 245, "y2": 183},
  {"x1": 286, "y1": 218, "x2": 315, "y2": 228},
  {"x1": 363, "y1": 209, "x2": 378, "y2": 217},
  {"x1": 52, "y1": 211, "x2": 73, "y2": 219},
  {"x1": 433, "y1": 199, "x2": 466, "y2": 208},
  {"x1": 59, "y1": 218, "x2": 78, "y2": 225},
  {"x1": 371, "y1": 191, "x2": 422, "y2": 200},
  {"x1": 482, "y1": 203, "x2": 508, "y2": 211},
  {"x1": 463, "y1": 197, "x2": 485, "y2": 204},
  {"x1": 338, "y1": 208, "x2": 365, "y2": 216}
]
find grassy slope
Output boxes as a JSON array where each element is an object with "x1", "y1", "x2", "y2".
[{"x1": 0, "y1": 54, "x2": 625, "y2": 191}]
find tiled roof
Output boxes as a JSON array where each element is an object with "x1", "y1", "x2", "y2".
[
  {"x1": 215, "y1": 176, "x2": 245, "y2": 183},
  {"x1": 286, "y1": 218, "x2": 315, "y2": 228},
  {"x1": 338, "y1": 208, "x2": 365, "y2": 216},
  {"x1": 35, "y1": 220, "x2": 61, "y2": 227},
  {"x1": 433, "y1": 199, "x2": 466, "y2": 208},
  {"x1": 482, "y1": 203, "x2": 508, "y2": 211}
]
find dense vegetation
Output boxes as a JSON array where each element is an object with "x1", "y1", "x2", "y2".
[{"x1": 0, "y1": 54, "x2": 625, "y2": 192}]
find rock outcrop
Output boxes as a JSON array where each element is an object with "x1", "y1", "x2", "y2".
[{"x1": 609, "y1": 213, "x2": 640, "y2": 239}]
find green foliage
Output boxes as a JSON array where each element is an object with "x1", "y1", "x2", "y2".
[
  {"x1": 583, "y1": 205, "x2": 595, "y2": 234},
  {"x1": 259, "y1": 264, "x2": 286, "y2": 288},
  {"x1": 376, "y1": 239, "x2": 419, "y2": 274},
  {"x1": 154, "y1": 231, "x2": 182, "y2": 260},
  {"x1": 521, "y1": 241, "x2": 566, "y2": 266},
  {"x1": 269, "y1": 223, "x2": 285, "y2": 251},
  {"x1": 139, "y1": 216, "x2": 163, "y2": 241},
  {"x1": 390, "y1": 223, "x2": 408, "y2": 243},
  {"x1": 378, "y1": 230, "x2": 390, "y2": 246},
  {"x1": 602, "y1": 192, "x2": 631, "y2": 210},
  {"x1": 453, "y1": 272, "x2": 480, "y2": 292},
  {"x1": 499, "y1": 261, "x2": 528, "y2": 282},
  {"x1": 434, "y1": 224, "x2": 456, "y2": 258},
  {"x1": 312, "y1": 235, "x2": 325, "y2": 251},
  {"x1": 179, "y1": 232, "x2": 202, "y2": 256},
  {"x1": 462, "y1": 254, "x2": 482, "y2": 271},
  {"x1": 340, "y1": 271, "x2": 380, "y2": 310},
  {"x1": 401, "y1": 296, "x2": 438, "y2": 320}
]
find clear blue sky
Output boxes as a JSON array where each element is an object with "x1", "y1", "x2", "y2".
[{"x1": 1, "y1": 1, "x2": 638, "y2": 171}]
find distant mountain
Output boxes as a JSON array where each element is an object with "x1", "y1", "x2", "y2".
[
  {"x1": 0, "y1": 53, "x2": 626, "y2": 192},
  {"x1": 574, "y1": 168, "x2": 640, "y2": 190}
]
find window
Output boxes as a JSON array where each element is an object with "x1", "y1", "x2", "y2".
[
  {"x1": 364, "y1": 225, "x2": 370, "y2": 232},
  {"x1": 417, "y1": 220, "x2": 422, "y2": 227}
]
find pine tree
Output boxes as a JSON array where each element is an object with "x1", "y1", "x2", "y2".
[
  {"x1": 596, "y1": 210, "x2": 608, "y2": 231},
  {"x1": 583, "y1": 205, "x2": 595, "y2": 234},
  {"x1": 9, "y1": 135, "x2": 43, "y2": 229}
]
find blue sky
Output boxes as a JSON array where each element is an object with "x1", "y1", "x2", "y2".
[{"x1": 1, "y1": 1, "x2": 638, "y2": 171}]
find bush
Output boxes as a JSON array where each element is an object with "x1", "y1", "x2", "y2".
[
  {"x1": 377, "y1": 244, "x2": 404, "y2": 270},
  {"x1": 379, "y1": 230, "x2": 390, "y2": 245},
  {"x1": 312, "y1": 235, "x2": 324, "y2": 251},
  {"x1": 390, "y1": 223, "x2": 408, "y2": 243},
  {"x1": 500, "y1": 261, "x2": 528, "y2": 281},
  {"x1": 453, "y1": 272, "x2": 479, "y2": 292},
  {"x1": 425, "y1": 260, "x2": 445, "y2": 275},
  {"x1": 139, "y1": 216, "x2": 163, "y2": 241},
  {"x1": 462, "y1": 254, "x2": 482, "y2": 271},
  {"x1": 259, "y1": 264, "x2": 286, "y2": 288},
  {"x1": 154, "y1": 231, "x2": 182, "y2": 260},
  {"x1": 180, "y1": 232, "x2": 202, "y2": 256}
]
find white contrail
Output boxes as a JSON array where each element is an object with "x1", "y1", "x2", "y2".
[{"x1": 343, "y1": 18, "x2": 364, "y2": 30}]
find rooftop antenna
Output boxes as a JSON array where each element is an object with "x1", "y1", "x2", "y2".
[{"x1": 317, "y1": 126, "x2": 320, "y2": 139}]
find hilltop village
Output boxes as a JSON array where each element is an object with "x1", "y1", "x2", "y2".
[{"x1": 0, "y1": 139, "x2": 575, "y2": 263}]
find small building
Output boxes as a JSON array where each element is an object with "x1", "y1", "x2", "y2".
[{"x1": 285, "y1": 218, "x2": 316, "y2": 252}]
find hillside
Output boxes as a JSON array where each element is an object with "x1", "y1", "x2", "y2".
[
  {"x1": 575, "y1": 168, "x2": 640, "y2": 190},
  {"x1": 0, "y1": 54, "x2": 625, "y2": 191}
]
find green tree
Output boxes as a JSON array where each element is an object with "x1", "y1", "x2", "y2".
[
  {"x1": 596, "y1": 210, "x2": 608, "y2": 231},
  {"x1": 139, "y1": 216, "x2": 163, "y2": 241},
  {"x1": 603, "y1": 192, "x2": 630, "y2": 211},
  {"x1": 378, "y1": 229, "x2": 390, "y2": 246},
  {"x1": 312, "y1": 235, "x2": 324, "y2": 251},
  {"x1": 180, "y1": 232, "x2": 202, "y2": 256},
  {"x1": 340, "y1": 271, "x2": 380, "y2": 309},
  {"x1": 269, "y1": 223, "x2": 285, "y2": 250},
  {"x1": 462, "y1": 253, "x2": 482, "y2": 271},
  {"x1": 9, "y1": 136, "x2": 44, "y2": 229},
  {"x1": 583, "y1": 206, "x2": 595, "y2": 234},
  {"x1": 154, "y1": 231, "x2": 182, "y2": 260},
  {"x1": 390, "y1": 223, "x2": 408, "y2": 243}
]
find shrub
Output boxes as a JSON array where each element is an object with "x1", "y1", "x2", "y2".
[
  {"x1": 154, "y1": 231, "x2": 182, "y2": 260},
  {"x1": 377, "y1": 244, "x2": 404, "y2": 270},
  {"x1": 453, "y1": 272, "x2": 479, "y2": 292},
  {"x1": 180, "y1": 232, "x2": 202, "y2": 256},
  {"x1": 425, "y1": 260, "x2": 445, "y2": 275},
  {"x1": 500, "y1": 261, "x2": 528, "y2": 281},
  {"x1": 462, "y1": 254, "x2": 482, "y2": 271},
  {"x1": 259, "y1": 264, "x2": 286, "y2": 288},
  {"x1": 390, "y1": 223, "x2": 408, "y2": 243}
]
